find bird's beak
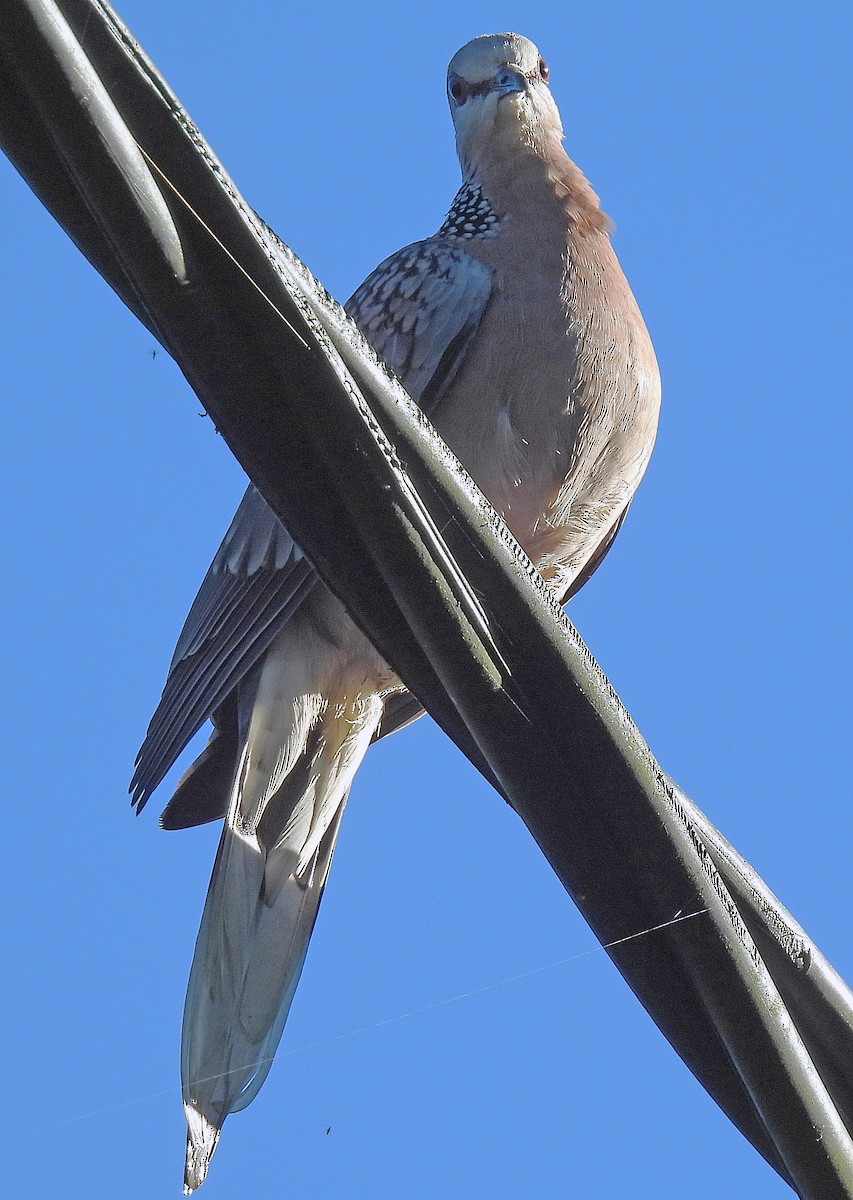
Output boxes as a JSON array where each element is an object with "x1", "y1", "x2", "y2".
[{"x1": 488, "y1": 65, "x2": 527, "y2": 98}]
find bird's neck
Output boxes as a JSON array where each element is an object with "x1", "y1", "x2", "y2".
[{"x1": 462, "y1": 135, "x2": 609, "y2": 238}]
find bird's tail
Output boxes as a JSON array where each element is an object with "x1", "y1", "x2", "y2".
[{"x1": 180, "y1": 685, "x2": 384, "y2": 1193}]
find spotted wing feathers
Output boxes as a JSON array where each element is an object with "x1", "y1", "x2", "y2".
[
  {"x1": 133, "y1": 239, "x2": 493, "y2": 819},
  {"x1": 347, "y1": 239, "x2": 492, "y2": 413}
]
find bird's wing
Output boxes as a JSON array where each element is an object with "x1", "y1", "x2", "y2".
[
  {"x1": 130, "y1": 484, "x2": 317, "y2": 811},
  {"x1": 346, "y1": 239, "x2": 493, "y2": 414},
  {"x1": 132, "y1": 239, "x2": 493, "y2": 816}
]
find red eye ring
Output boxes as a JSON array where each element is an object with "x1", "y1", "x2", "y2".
[{"x1": 538, "y1": 57, "x2": 550, "y2": 82}]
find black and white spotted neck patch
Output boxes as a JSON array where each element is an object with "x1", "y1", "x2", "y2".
[{"x1": 437, "y1": 181, "x2": 500, "y2": 240}]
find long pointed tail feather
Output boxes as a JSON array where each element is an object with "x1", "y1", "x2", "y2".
[{"x1": 180, "y1": 692, "x2": 383, "y2": 1192}]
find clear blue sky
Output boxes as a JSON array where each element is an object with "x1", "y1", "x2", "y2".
[{"x1": 2, "y1": 2, "x2": 851, "y2": 1197}]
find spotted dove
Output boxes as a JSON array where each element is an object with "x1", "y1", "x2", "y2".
[{"x1": 131, "y1": 32, "x2": 661, "y2": 1191}]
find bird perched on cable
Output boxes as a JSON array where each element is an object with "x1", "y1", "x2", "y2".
[{"x1": 131, "y1": 32, "x2": 660, "y2": 1192}]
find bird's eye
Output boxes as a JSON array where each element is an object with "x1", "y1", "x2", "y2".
[
  {"x1": 538, "y1": 57, "x2": 550, "y2": 82},
  {"x1": 448, "y1": 73, "x2": 469, "y2": 104}
]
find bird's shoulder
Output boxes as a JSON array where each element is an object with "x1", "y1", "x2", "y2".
[{"x1": 345, "y1": 234, "x2": 494, "y2": 412}]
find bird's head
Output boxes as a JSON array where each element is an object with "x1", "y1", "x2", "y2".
[{"x1": 447, "y1": 34, "x2": 563, "y2": 180}]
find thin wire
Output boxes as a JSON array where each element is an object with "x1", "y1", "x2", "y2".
[
  {"x1": 4, "y1": 907, "x2": 706, "y2": 1143},
  {"x1": 273, "y1": 907, "x2": 708, "y2": 1062},
  {"x1": 135, "y1": 143, "x2": 311, "y2": 350}
]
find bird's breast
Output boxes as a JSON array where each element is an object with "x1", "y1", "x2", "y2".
[{"x1": 433, "y1": 223, "x2": 660, "y2": 590}]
